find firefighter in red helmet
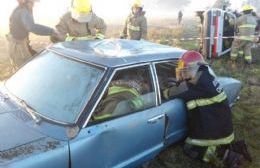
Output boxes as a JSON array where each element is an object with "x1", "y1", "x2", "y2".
[{"x1": 163, "y1": 51, "x2": 251, "y2": 167}]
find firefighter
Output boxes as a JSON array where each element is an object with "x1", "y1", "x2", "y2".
[
  {"x1": 120, "y1": 0, "x2": 147, "y2": 40},
  {"x1": 52, "y1": 0, "x2": 106, "y2": 42},
  {"x1": 256, "y1": 18, "x2": 260, "y2": 43},
  {"x1": 163, "y1": 51, "x2": 251, "y2": 167},
  {"x1": 93, "y1": 72, "x2": 144, "y2": 120},
  {"x1": 7, "y1": 0, "x2": 56, "y2": 70},
  {"x1": 230, "y1": 5, "x2": 258, "y2": 64},
  {"x1": 178, "y1": 10, "x2": 183, "y2": 25}
]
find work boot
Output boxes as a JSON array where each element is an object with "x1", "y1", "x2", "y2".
[
  {"x1": 223, "y1": 150, "x2": 244, "y2": 168},
  {"x1": 231, "y1": 140, "x2": 252, "y2": 162}
]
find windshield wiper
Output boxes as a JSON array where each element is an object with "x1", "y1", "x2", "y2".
[
  {"x1": 2, "y1": 85, "x2": 42, "y2": 124},
  {"x1": 0, "y1": 92, "x2": 9, "y2": 102},
  {"x1": 18, "y1": 99, "x2": 41, "y2": 124}
]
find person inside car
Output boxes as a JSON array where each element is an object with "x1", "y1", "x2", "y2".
[{"x1": 93, "y1": 70, "x2": 146, "y2": 121}]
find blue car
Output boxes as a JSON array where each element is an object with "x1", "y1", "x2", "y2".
[{"x1": 0, "y1": 39, "x2": 241, "y2": 168}]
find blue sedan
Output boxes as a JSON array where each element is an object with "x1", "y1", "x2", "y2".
[{"x1": 0, "y1": 39, "x2": 241, "y2": 168}]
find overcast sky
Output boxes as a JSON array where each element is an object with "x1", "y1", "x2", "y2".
[{"x1": 0, "y1": 0, "x2": 246, "y2": 34}]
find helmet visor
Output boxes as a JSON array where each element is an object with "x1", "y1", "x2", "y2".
[
  {"x1": 71, "y1": 9, "x2": 92, "y2": 23},
  {"x1": 176, "y1": 64, "x2": 199, "y2": 81}
]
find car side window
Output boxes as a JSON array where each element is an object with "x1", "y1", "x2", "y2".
[
  {"x1": 155, "y1": 61, "x2": 182, "y2": 102},
  {"x1": 90, "y1": 65, "x2": 156, "y2": 123},
  {"x1": 155, "y1": 61, "x2": 177, "y2": 90}
]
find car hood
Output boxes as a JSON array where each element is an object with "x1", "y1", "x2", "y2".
[
  {"x1": 0, "y1": 95, "x2": 67, "y2": 166},
  {"x1": 0, "y1": 85, "x2": 49, "y2": 152},
  {"x1": 0, "y1": 110, "x2": 46, "y2": 152}
]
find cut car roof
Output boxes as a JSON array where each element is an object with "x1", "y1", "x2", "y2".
[{"x1": 48, "y1": 39, "x2": 186, "y2": 68}]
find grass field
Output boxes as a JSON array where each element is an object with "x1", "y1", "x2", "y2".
[{"x1": 0, "y1": 19, "x2": 259, "y2": 168}]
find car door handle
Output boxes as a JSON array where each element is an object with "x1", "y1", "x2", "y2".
[{"x1": 148, "y1": 114, "x2": 165, "y2": 124}]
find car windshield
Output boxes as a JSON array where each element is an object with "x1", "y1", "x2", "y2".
[{"x1": 5, "y1": 51, "x2": 105, "y2": 124}]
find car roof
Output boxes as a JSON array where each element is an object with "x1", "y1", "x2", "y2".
[{"x1": 48, "y1": 39, "x2": 186, "y2": 68}]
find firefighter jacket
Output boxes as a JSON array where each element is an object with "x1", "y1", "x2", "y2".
[
  {"x1": 164, "y1": 66, "x2": 234, "y2": 147},
  {"x1": 93, "y1": 80, "x2": 143, "y2": 120},
  {"x1": 121, "y1": 11, "x2": 147, "y2": 40},
  {"x1": 9, "y1": 5, "x2": 54, "y2": 40},
  {"x1": 237, "y1": 13, "x2": 257, "y2": 41},
  {"x1": 54, "y1": 12, "x2": 106, "y2": 42}
]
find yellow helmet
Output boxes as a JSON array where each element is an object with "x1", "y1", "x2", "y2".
[
  {"x1": 132, "y1": 0, "x2": 143, "y2": 8},
  {"x1": 71, "y1": 0, "x2": 92, "y2": 23},
  {"x1": 72, "y1": 0, "x2": 92, "y2": 13},
  {"x1": 242, "y1": 4, "x2": 254, "y2": 12}
]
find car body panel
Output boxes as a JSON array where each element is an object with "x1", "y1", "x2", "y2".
[
  {"x1": 217, "y1": 77, "x2": 242, "y2": 106},
  {"x1": 0, "y1": 95, "x2": 69, "y2": 168},
  {"x1": 70, "y1": 107, "x2": 165, "y2": 168},
  {"x1": 0, "y1": 137, "x2": 68, "y2": 168},
  {"x1": 0, "y1": 112, "x2": 45, "y2": 151},
  {"x1": 161, "y1": 99, "x2": 187, "y2": 147},
  {"x1": 49, "y1": 39, "x2": 186, "y2": 68}
]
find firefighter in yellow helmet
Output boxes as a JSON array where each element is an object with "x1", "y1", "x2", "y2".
[
  {"x1": 230, "y1": 5, "x2": 258, "y2": 64},
  {"x1": 121, "y1": 0, "x2": 147, "y2": 40},
  {"x1": 52, "y1": 0, "x2": 107, "y2": 42}
]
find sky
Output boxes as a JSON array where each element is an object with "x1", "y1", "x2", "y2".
[{"x1": 0, "y1": 0, "x2": 247, "y2": 35}]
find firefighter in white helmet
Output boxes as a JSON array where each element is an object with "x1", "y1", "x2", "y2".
[
  {"x1": 230, "y1": 5, "x2": 258, "y2": 64},
  {"x1": 52, "y1": 0, "x2": 107, "y2": 42},
  {"x1": 7, "y1": 0, "x2": 56, "y2": 70},
  {"x1": 121, "y1": 0, "x2": 147, "y2": 40}
]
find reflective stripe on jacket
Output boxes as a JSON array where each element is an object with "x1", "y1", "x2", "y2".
[
  {"x1": 108, "y1": 86, "x2": 140, "y2": 97},
  {"x1": 65, "y1": 33, "x2": 105, "y2": 41},
  {"x1": 93, "y1": 85, "x2": 143, "y2": 120},
  {"x1": 186, "y1": 133, "x2": 234, "y2": 147},
  {"x1": 122, "y1": 12, "x2": 147, "y2": 40},
  {"x1": 237, "y1": 14, "x2": 257, "y2": 41},
  {"x1": 108, "y1": 86, "x2": 143, "y2": 109},
  {"x1": 187, "y1": 92, "x2": 227, "y2": 110},
  {"x1": 127, "y1": 24, "x2": 141, "y2": 31}
]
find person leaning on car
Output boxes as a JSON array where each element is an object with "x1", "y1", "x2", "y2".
[
  {"x1": 51, "y1": 0, "x2": 106, "y2": 42},
  {"x1": 162, "y1": 51, "x2": 251, "y2": 167},
  {"x1": 7, "y1": 0, "x2": 58, "y2": 71}
]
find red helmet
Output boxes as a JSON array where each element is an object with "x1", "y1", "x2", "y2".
[
  {"x1": 17, "y1": 0, "x2": 39, "y2": 4},
  {"x1": 176, "y1": 51, "x2": 207, "y2": 81}
]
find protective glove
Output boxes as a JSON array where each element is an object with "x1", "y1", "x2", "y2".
[{"x1": 50, "y1": 29, "x2": 64, "y2": 43}]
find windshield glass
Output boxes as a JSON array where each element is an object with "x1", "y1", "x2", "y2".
[{"x1": 5, "y1": 51, "x2": 105, "y2": 123}]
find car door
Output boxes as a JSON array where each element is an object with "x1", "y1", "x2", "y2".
[
  {"x1": 153, "y1": 61, "x2": 188, "y2": 147},
  {"x1": 69, "y1": 64, "x2": 165, "y2": 168}
]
